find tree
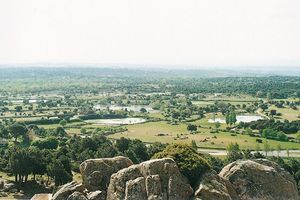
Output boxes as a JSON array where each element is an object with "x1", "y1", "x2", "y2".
[
  {"x1": 31, "y1": 137, "x2": 58, "y2": 149},
  {"x1": 276, "y1": 144, "x2": 281, "y2": 157},
  {"x1": 8, "y1": 123, "x2": 28, "y2": 142},
  {"x1": 28, "y1": 105, "x2": 33, "y2": 111},
  {"x1": 226, "y1": 111, "x2": 237, "y2": 126},
  {"x1": 47, "y1": 160, "x2": 72, "y2": 186},
  {"x1": 125, "y1": 139, "x2": 149, "y2": 163},
  {"x1": 187, "y1": 124, "x2": 197, "y2": 133},
  {"x1": 95, "y1": 142, "x2": 118, "y2": 158},
  {"x1": 15, "y1": 106, "x2": 22, "y2": 112},
  {"x1": 151, "y1": 102, "x2": 162, "y2": 110},
  {"x1": 80, "y1": 127, "x2": 87, "y2": 135},
  {"x1": 270, "y1": 110, "x2": 277, "y2": 117},
  {"x1": 259, "y1": 104, "x2": 268, "y2": 112},
  {"x1": 242, "y1": 149, "x2": 253, "y2": 159},
  {"x1": 29, "y1": 147, "x2": 47, "y2": 180},
  {"x1": 147, "y1": 142, "x2": 167, "y2": 158},
  {"x1": 198, "y1": 110, "x2": 204, "y2": 119},
  {"x1": 277, "y1": 131, "x2": 288, "y2": 141},
  {"x1": 296, "y1": 132, "x2": 300, "y2": 142},
  {"x1": 52, "y1": 127, "x2": 67, "y2": 137},
  {"x1": 262, "y1": 129, "x2": 288, "y2": 141},
  {"x1": 246, "y1": 128, "x2": 252, "y2": 135},
  {"x1": 204, "y1": 155, "x2": 224, "y2": 173},
  {"x1": 57, "y1": 155, "x2": 72, "y2": 175},
  {"x1": 263, "y1": 141, "x2": 270, "y2": 156},
  {"x1": 140, "y1": 108, "x2": 147, "y2": 113},
  {"x1": 191, "y1": 140, "x2": 197, "y2": 150},
  {"x1": 115, "y1": 137, "x2": 130, "y2": 153},
  {"x1": 215, "y1": 122, "x2": 221, "y2": 132},
  {"x1": 8, "y1": 147, "x2": 32, "y2": 184},
  {"x1": 0, "y1": 125, "x2": 9, "y2": 138},
  {"x1": 230, "y1": 111, "x2": 237, "y2": 125},
  {"x1": 225, "y1": 112, "x2": 230, "y2": 126},
  {"x1": 59, "y1": 119, "x2": 67, "y2": 127},
  {"x1": 226, "y1": 143, "x2": 243, "y2": 162}
]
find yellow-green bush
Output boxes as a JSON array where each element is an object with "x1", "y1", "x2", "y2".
[{"x1": 153, "y1": 143, "x2": 210, "y2": 187}]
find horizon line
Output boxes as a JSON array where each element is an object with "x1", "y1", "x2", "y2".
[{"x1": 0, "y1": 62, "x2": 299, "y2": 71}]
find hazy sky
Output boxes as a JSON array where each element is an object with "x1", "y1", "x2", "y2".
[{"x1": 1, "y1": 0, "x2": 300, "y2": 68}]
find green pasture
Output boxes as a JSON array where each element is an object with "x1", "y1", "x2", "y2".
[
  {"x1": 109, "y1": 120, "x2": 300, "y2": 150},
  {"x1": 269, "y1": 105, "x2": 299, "y2": 121}
]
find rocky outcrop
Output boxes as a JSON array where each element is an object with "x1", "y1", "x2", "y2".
[
  {"x1": 106, "y1": 158, "x2": 193, "y2": 200},
  {"x1": 219, "y1": 159, "x2": 300, "y2": 200},
  {"x1": 2, "y1": 182, "x2": 16, "y2": 192},
  {"x1": 49, "y1": 157, "x2": 300, "y2": 200},
  {"x1": 194, "y1": 171, "x2": 238, "y2": 200},
  {"x1": 0, "y1": 179, "x2": 17, "y2": 198},
  {"x1": 51, "y1": 181, "x2": 84, "y2": 200},
  {"x1": 87, "y1": 190, "x2": 106, "y2": 200},
  {"x1": 31, "y1": 194, "x2": 52, "y2": 200},
  {"x1": 67, "y1": 191, "x2": 88, "y2": 200},
  {"x1": 80, "y1": 156, "x2": 133, "y2": 191}
]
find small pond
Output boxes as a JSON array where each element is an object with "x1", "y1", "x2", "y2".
[
  {"x1": 5, "y1": 99, "x2": 47, "y2": 103},
  {"x1": 209, "y1": 115, "x2": 263, "y2": 123},
  {"x1": 93, "y1": 105, "x2": 159, "y2": 113},
  {"x1": 85, "y1": 117, "x2": 147, "y2": 125}
]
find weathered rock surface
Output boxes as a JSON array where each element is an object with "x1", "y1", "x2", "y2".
[
  {"x1": 80, "y1": 156, "x2": 133, "y2": 191},
  {"x1": 194, "y1": 171, "x2": 238, "y2": 200},
  {"x1": 87, "y1": 190, "x2": 106, "y2": 200},
  {"x1": 0, "y1": 192, "x2": 8, "y2": 198},
  {"x1": 51, "y1": 181, "x2": 84, "y2": 200},
  {"x1": 67, "y1": 191, "x2": 88, "y2": 200},
  {"x1": 3, "y1": 182, "x2": 16, "y2": 192},
  {"x1": 106, "y1": 158, "x2": 193, "y2": 200},
  {"x1": 219, "y1": 159, "x2": 300, "y2": 200},
  {"x1": 49, "y1": 157, "x2": 300, "y2": 200},
  {"x1": 30, "y1": 193, "x2": 52, "y2": 200}
]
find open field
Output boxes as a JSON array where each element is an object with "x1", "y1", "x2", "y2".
[
  {"x1": 6, "y1": 106, "x2": 297, "y2": 151},
  {"x1": 269, "y1": 105, "x2": 299, "y2": 121},
  {"x1": 109, "y1": 120, "x2": 300, "y2": 150},
  {"x1": 1, "y1": 93, "x2": 298, "y2": 151},
  {"x1": 202, "y1": 94, "x2": 259, "y2": 101}
]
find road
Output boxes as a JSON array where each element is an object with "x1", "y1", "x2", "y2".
[{"x1": 198, "y1": 148, "x2": 300, "y2": 157}]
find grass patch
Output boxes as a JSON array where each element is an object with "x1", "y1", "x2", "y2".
[{"x1": 109, "y1": 120, "x2": 300, "y2": 150}]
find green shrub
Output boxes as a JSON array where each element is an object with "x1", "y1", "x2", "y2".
[
  {"x1": 152, "y1": 143, "x2": 210, "y2": 187},
  {"x1": 226, "y1": 142, "x2": 243, "y2": 162},
  {"x1": 71, "y1": 162, "x2": 80, "y2": 173},
  {"x1": 203, "y1": 154, "x2": 225, "y2": 173},
  {"x1": 31, "y1": 137, "x2": 58, "y2": 149}
]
